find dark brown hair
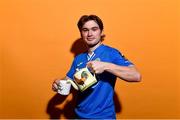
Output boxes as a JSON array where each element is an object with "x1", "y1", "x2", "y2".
[{"x1": 77, "y1": 15, "x2": 104, "y2": 31}]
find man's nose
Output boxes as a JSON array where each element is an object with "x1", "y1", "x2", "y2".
[{"x1": 87, "y1": 30, "x2": 92, "y2": 36}]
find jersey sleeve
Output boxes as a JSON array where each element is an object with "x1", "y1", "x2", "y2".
[
  {"x1": 111, "y1": 49, "x2": 133, "y2": 66},
  {"x1": 66, "y1": 58, "x2": 77, "y2": 80}
]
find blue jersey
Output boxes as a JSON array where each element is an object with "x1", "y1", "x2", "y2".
[{"x1": 66, "y1": 44, "x2": 133, "y2": 119}]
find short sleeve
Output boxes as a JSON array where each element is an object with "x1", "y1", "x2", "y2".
[
  {"x1": 111, "y1": 49, "x2": 133, "y2": 66},
  {"x1": 66, "y1": 58, "x2": 77, "y2": 80}
]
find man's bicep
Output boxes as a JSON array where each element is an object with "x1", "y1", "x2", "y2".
[{"x1": 111, "y1": 49, "x2": 133, "y2": 66}]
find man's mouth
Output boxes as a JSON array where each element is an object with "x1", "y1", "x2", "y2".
[{"x1": 87, "y1": 38, "x2": 95, "y2": 41}]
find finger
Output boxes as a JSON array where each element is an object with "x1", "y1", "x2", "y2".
[
  {"x1": 54, "y1": 80, "x2": 60, "y2": 84},
  {"x1": 52, "y1": 86, "x2": 57, "y2": 91},
  {"x1": 94, "y1": 70, "x2": 100, "y2": 74},
  {"x1": 86, "y1": 62, "x2": 92, "y2": 68},
  {"x1": 52, "y1": 87, "x2": 57, "y2": 92},
  {"x1": 52, "y1": 83, "x2": 58, "y2": 91},
  {"x1": 90, "y1": 67, "x2": 96, "y2": 74}
]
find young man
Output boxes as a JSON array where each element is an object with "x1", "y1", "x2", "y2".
[{"x1": 52, "y1": 15, "x2": 141, "y2": 119}]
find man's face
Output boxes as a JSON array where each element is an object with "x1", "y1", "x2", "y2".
[{"x1": 81, "y1": 20, "x2": 102, "y2": 47}]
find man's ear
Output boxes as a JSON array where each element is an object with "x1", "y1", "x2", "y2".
[{"x1": 101, "y1": 32, "x2": 106, "y2": 41}]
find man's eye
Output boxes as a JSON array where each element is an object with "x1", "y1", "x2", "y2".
[
  {"x1": 82, "y1": 29, "x2": 88, "y2": 32},
  {"x1": 92, "y1": 28, "x2": 99, "y2": 31}
]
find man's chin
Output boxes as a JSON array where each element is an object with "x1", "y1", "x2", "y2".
[{"x1": 87, "y1": 42, "x2": 99, "y2": 48}]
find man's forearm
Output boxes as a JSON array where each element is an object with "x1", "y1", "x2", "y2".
[{"x1": 104, "y1": 63, "x2": 141, "y2": 82}]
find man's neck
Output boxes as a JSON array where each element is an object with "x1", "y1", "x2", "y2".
[{"x1": 88, "y1": 42, "x2": 102, "y2": 53}]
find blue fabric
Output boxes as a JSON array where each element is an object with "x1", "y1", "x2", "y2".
[{"x1": 66, "y1": 44, "x2": 133, "y2": 119}]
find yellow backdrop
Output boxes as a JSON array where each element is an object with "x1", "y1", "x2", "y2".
[{"x1": 0, "y1": 0, "x2": 179, "y2": 119}]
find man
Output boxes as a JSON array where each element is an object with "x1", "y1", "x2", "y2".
[{"x1": 52, "y1": 15, "x2": 141, "y2": 119}]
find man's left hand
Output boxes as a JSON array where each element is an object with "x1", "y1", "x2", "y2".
[{"x1": 87, "y1": 61, "x2": 107, "y2": 74}]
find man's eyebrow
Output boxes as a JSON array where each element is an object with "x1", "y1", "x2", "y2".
[
  {"x1": 82, "y1": 26, "x2": 99, "y2": 29},
  {"x1": 91, "y1": 27, "x2": 99, "y2": 29},
  {"x1": 82, "y1": 27, "x2": 88, "y2": 30}
]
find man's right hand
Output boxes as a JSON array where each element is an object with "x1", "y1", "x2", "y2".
[
  {"x1": 52, "y1": 76, "x2": 70, "y2": 92},
  {"x1": 52, "y1": 79, "x2": 60, "y2": 92}
]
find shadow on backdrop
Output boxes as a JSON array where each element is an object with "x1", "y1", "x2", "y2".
[{"x1": 46, "y1": 38, "x2": 122, "y2": 119}]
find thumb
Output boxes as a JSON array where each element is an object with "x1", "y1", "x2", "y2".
[{"x1": 86, "y1": 61, "x2": 92, "y2": 68}]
